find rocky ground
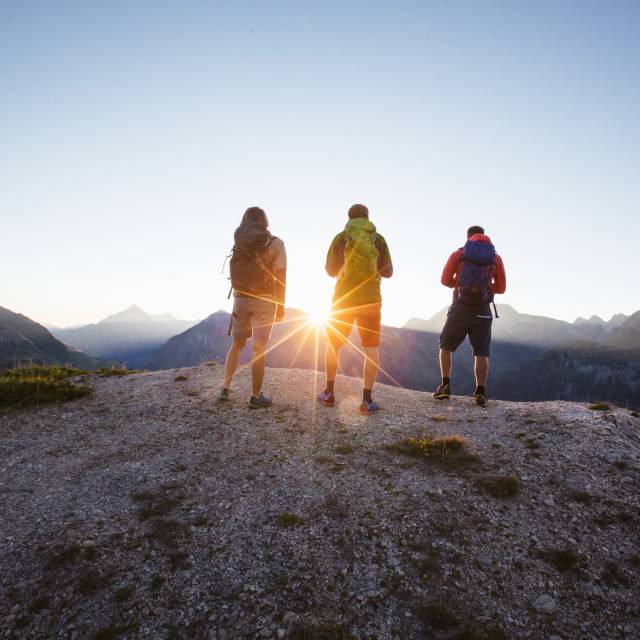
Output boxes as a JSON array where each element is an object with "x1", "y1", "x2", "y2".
[{"x1": 1, "y1": 365, "x2": 639, "y2": 640}]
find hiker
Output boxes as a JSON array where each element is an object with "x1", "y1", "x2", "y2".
[
  {"x1": 318, "y1": 204, "x2": 393, "y2": 415},
  {"x1": 220, "y1": 207, "x2": 286, "y2": 408},
  {"x1": 433, "y1": 225, "x2": 506, "y2": 407}
]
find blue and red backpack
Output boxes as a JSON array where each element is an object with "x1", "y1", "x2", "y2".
[{"x1": 456, "y1": 239, "x2": 496, "y2": 306}]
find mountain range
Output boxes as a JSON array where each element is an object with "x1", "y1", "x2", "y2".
[
  {"x1": 50, "y1": 305, "x2": 197, "y2": 368},
  {"x1": 144, "y1": 305, "x2": 640, "y2": 406},
  {"x1": 0, "y1": 306, "x2": 101, "y2": 370},
  {"x1": 3, "y1": 303, "x2": 639, "y2": 407},
  {"x1": 405, "y1": 304, "x2": 638, "y2": 348}
]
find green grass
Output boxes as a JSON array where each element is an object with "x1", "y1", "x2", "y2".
[
  {"x1": 588, "y1": 402, "x2": 611, "y2": 411},
  {"x1": 0, "y1": 366, "x2": 92, "y2": 410}
]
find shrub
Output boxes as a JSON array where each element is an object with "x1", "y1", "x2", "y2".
[
  {"x1": 588, "y1": 403, "x2": 611, "y2": 411},
  {"x1": 174, "y1": 375, "x2": 188, "y2": 382}
]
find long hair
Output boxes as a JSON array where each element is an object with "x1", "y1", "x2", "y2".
[{"x1": 242, "y1": 206, "x2": 269, "y2": 228}]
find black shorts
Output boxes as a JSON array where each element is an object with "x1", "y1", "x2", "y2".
[
  {"x1": 439, "y1": 302, "x2": 493, "y2": 357},
  {"x1": 327, "y1": 302, "x2": 382, "y2": 348}
]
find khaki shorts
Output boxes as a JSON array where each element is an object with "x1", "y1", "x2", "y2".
[{"x1": 231, "y1": 296, "x2": 276, "y2": 342}]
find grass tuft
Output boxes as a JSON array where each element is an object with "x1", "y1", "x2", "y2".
[
  {"x1": 113, "y1": 586, "x2": 134, "y2": 602},
  {"x1": 335, "y1": 444, "x2": 355, "y2": 455},
  {"x1": 174, "y1": 375, "x2": 188, "y2": 382},
  {"x1": 476, "y1": 474, "x2": 520, "y2": 498},
  {"x1": 99, "y1": 368, "x2": 143, "y2": 377},
  {"x1": 430, "y1": 415, "x2": 448, "y2": 422},
  {"x1": 588, "y1": 403, "x2": 611, "y2": 411},
  {"x1": 385, "y1": 435, "x2": 470, "y2": 462},
  {"x1": 546, "y1": 548, "x2": 579, "y2": 572},
  {"x1": 275, "y1": 512, "x2": 303, "y2": 528},
  {"x1": 569, "y1": 490, "x2": 593, "y2": 504}
]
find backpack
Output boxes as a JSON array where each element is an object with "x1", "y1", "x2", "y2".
[
  {"x1": 341, "y1": 218, "x2": 380, "y2": 284},
  {"x1": 229, "y1": 222, "x2": 275, "y2": 297},
  {"x1": 456, "y1": 239, "x2": 496, "y2": 305}
]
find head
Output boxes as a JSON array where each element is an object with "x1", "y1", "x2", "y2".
[
  {"x1": 348, "y1": 203, "x2": 369, "y2": 220},
  {"x1": 467, "y1": 225, "x2": 485, "y2": 238},
  {"x1": 242, "y1": 206, "x2": 269, "y2": 228}
]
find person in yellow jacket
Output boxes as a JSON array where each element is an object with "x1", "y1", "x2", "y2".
[{"x1": 318, "y1": 204, "x2": 393, "y2": 414}]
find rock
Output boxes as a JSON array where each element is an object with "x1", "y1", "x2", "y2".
[{"x1": 533, "y1": 594, "x2": 557, "y2": 613}]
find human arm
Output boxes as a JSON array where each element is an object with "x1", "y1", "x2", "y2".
[
  {"x1": 275, "y1": 269, "x2": 286, "y2": 320},
  {"x1": 492, "y1": 254, "x2": 506, "y2": 294},
  {"x1": 376, "y1": 236, "x2": 393, "y2": 278},
  {"x1": 325, "y1": 233, "x2": 345, "y2": 277},
  {"x1": 441, "y1": 249, "x2": 463, "y2": 288},
  {"x1": 271, "y1": 238, "x2": 287, "y2": 320}
]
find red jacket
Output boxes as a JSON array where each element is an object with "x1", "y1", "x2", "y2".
[{"x1": 441, "y1": 234, "x2": 506, "y2": 296}]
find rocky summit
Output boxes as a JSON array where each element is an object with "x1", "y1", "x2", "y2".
[{"x1": 1, "y1": 366, "x2": 639, "y2": 640}]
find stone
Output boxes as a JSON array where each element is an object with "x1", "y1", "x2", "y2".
[{"x1": 533, "y1": 594, "x2": 557, "y2": 614}]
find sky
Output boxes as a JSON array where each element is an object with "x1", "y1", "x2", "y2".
[{"x1": 1, "y1": 0, "x2": 639, "y2": 328}]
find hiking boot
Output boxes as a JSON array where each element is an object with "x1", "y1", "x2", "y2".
[
  {"x1": 248, "y1": 393, "x2": 273, "y2": 409},
  {"x1": 475, "y1": 392, "x2": 487, "y2": 408},
  {"x1": 318, "y1": 390, "x2": 335, "y2": 407},
  {"x1": 433, "y1": 383, "x2": 451, "y2": 400},
  {"x1": 359, "y1": 399, "x2": 380, "y2": 415},
  {"x1": 217, "y1": 387, "x2": 230, "y2": 402}
]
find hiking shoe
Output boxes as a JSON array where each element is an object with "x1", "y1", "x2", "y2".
[
  {"x1": 318, "y1": 390, "x2": 335, "y2": 407},
  {"x1": 217, "y1": 387, "x2": 230, "y2": 402},
  {"x1": 248, "y1": 393, "x2": 273, "y2": 409},
  {"x1": 475, "y1": 392, "x2": 487, "y2": 408},
  {"x1": 359, "y1": 399, "x2": 380, "y2": 415},
  {"x1": 433, "y1": 383, "x2": 451, "y2": 400}
]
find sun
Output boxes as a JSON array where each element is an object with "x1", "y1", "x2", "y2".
[{"x1": 306, "y1": 305, "x2": 330, "y2": 327}]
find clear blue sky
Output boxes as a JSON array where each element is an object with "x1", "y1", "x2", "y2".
[{"x1": 2, "y1": 0, "x2": 639, "y2": 328}]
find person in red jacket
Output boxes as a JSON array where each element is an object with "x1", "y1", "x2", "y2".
[{"x1": 433, "y1": 225, "x2": 506, "y2": 406}]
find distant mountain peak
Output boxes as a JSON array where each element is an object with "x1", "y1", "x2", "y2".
[{"x1": 99, "y1": 305, "x2": 151, "y2": 324}]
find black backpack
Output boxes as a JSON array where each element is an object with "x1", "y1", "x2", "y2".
[{"x1": 229, "y1": 222, "x2": 276, "y2": 297}]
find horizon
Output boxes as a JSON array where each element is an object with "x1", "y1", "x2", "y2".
[
  {"x1": 32, "y1": 301, "x2": 636, "y2": 331},
  {"x1": 2, "y1": 1, "x2": 639, "y2": 327}
]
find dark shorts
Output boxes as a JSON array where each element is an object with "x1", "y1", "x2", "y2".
[
  {"x1": 439, "y1": 302, "x2": 493, "y2": 357},
  {"x1": 327, "y1": 302, "x2": 382, "y2": 348}
]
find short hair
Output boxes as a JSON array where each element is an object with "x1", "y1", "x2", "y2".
[
  {"x1": 242, "y1": 206, "x2": 269, "y2": 228},
  {"x1": 348, "y1": 203, "x2": 369, "y2": 219},
  {"x1": 467, "y1": 225, "x2": 484, "y2": 238}
]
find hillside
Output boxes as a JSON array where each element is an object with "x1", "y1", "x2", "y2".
[
  {"x1": 0, "y1": 306, "x2": 101, "y2": 370},
  {"x1": 1, "y1": 367, "x2": 639, "y2": 639}
]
